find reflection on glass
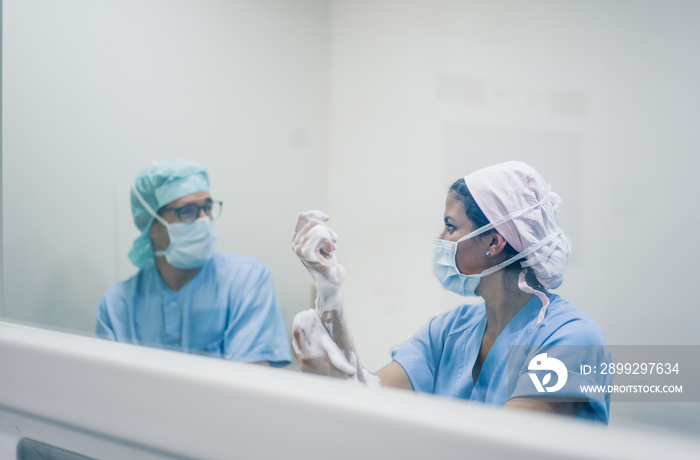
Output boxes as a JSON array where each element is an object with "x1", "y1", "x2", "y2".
[
  {"x1": 2, "y1": 0, "x2": 699, "y2": 439},
  {"x1": 96, "y1": 160, "x2": 291, "y2": 366}
]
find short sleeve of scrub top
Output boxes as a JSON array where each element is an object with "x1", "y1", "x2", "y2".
[
  {"x1": 96, "y1": 252, "x2": 291, "y2": 367},
  {"x1": 391, "y1": 293, "x2": 612, "y2": 423}
]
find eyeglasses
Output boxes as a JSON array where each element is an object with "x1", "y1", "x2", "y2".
[{"x1": 159, "y1": 199, "x2": 223, "y2": 223}]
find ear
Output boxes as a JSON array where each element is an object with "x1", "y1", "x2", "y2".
[
  {"x1": 149, "y1": 220, "x2": 169, "y2": 252},
  {"x1": 486, "y1": 232, "x2": 508, "y2": 258},
  {"x1": 148, "y1": 220, "x2": 159, "y2": 239}
]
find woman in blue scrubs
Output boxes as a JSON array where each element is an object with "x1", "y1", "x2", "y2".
[{"x1": 293, "y1": 161, "x2": 611, "y2": 423}]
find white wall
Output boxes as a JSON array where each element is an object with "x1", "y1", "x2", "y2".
[
  {"x1": 2, "y1": 0, "x2": 329, "y2": 337},
  {"x1": 327, "y1": 0, "x2": 700, "y2": 432}
]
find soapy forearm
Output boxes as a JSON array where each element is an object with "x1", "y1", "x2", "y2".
[
  {"x1": 314, "y1": 276, "x2": 343, "y2": 313},
  {"x1": 303, "y1": 224, "x2": 362, "y2": 379},
  {"x1": 292, "y1": 211, "x2": 369, "y2": 383}
]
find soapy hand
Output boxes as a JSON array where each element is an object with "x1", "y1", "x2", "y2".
[
  {"x1": 291, "y1": 211, "x2": 346, "y2": 288},
  {"x1": 292, "y1": 309, "x2": 381, "y2": 386},
  {"x1": 292, "y1": 309, "x2": 357, "y2": 378},
  {"x1": 292, "y1": 211, "x2": 346, "y2": 329}
]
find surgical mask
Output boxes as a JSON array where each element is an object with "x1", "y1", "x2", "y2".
[
  {"x1": 432, "y1": 236, "x2": 519, "y2": 297},
  {"x1": 132, "y1": 185, "x2": 217, "y2": 269},
  {"x1": 433, "y1": 191, "x2": 562, "y2": 297},
  {"x1": 154, "y1": 217, "x2": 217, "y2": 269}
]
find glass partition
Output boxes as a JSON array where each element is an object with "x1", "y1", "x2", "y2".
[{"x1": 3, "y1": 0, "x2": 700, "y2": 439}]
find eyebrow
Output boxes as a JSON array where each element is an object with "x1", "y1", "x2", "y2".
[{"x1": 444, "y1": 216, "x2": 455, "y2": 225}]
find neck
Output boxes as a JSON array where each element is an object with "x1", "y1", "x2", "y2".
[
  {"x1": 155, "y1": 257, "x2": 200, "y2": 291},
  {"x1": 477, "y1": 270, "x2": 533, "y2": 334}
]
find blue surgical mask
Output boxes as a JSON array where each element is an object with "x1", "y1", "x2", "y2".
[
  {"x1": 432, "y1": 236, "x2": 510, "y2": 297},
  {"x1": 154, "y1": 217, "x2": 217, "y2": 269},
  {"x1": 132, "y1": 185, "x2": 217, "y2": 269}
]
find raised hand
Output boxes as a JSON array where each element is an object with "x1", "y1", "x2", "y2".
[
  {"x1": 291, "y1": 211, "x2": 369, "y2": 383},
  {"x1": 291, "y1": 210, "x2": 346, "y2": 289}
]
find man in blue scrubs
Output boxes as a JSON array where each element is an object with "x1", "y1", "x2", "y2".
[{"x1": 96, "y1": 159, "x2": 291, "y2": 366}]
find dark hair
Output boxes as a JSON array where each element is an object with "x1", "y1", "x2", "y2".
[{"x1": 449, "y1": 178, "x2": 544, "y2": 291}]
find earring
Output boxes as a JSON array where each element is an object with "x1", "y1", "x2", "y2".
[{"x1": 486, "y1": 251, "x2": 491, "y2": 257}]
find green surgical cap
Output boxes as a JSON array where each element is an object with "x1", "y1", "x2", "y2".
[{"x1": 128, "y1": 159, "x2": 210, "y2": 268}]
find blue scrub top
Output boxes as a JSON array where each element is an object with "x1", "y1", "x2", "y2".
[
  {"x1": 96, "y1": 252, "x2": 292, "y2": 367},
  {"x1": 392, "y1": 293, "x2": 612, "y2": 423}
]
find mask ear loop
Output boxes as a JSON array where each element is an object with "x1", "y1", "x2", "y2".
[
  {"x1": 132, "y1": 185, "x2": 174, "y2": 258},
  {"x1": 480, "y1": 229, "x2": 561, "y2": 278},
  {"x1": 132, "y1": 185, "x2": 170, "y2": 226}
]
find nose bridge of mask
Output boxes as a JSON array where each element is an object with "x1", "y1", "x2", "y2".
[{"x1": 131, "y1": 184, "x2": 173, "y2": 228}]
